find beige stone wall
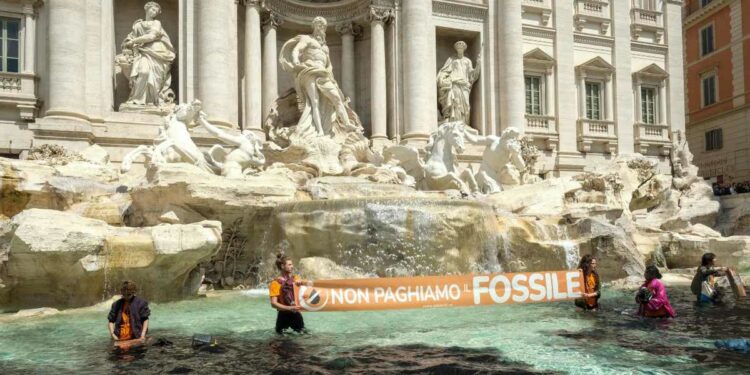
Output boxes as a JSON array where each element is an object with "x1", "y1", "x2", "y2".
[{"x1": 688, "y1": 107, "x2": 750, "y2": 183}]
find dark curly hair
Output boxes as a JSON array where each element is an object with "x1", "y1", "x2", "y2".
[
  {"x1": 275, "y1": 253, "x2": 292, "y2": 271},
  {"x1": 121, "y1": 280, "x2": 138, "y2": 299}
]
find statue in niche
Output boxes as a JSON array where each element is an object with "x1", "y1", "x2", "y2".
[
  {"x1": 437, "y1": 41, "x2": 481, "y2": 127},
  {"x1": 115, "y1": 1, "x2": 176, "y2": 114},
  {"x1": 279, "y1": 16, "x2": 359, "y2": 138},
  {"x1": 465, "y1": 127, "x2": 526, "y2": 194}
]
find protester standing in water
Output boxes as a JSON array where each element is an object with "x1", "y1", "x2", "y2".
[
  {"x1": 691, "y1": 252, "x2": 728, "y2": 304},
  {"x1": 636, "y1": 266, "x2": 676, "y2": 318},
  {"x1": 574, "y1": 255, "x2": 601, "y2": 311},
  {"x1": 108, "y1": 281, "x2": 151, "y2": 343},
  {"x1": 269, "y1": 254, "x2": 308, "y2": 334}
]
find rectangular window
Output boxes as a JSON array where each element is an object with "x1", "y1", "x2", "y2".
[
  {"x1": 585, "y1": 82, "x2": 602, "y2": 120},
  {"x1": 701, "y1": 0, "x2": 713, "y2": 7},
  {"x1": 636, "y1": 0, "x2": 658, "y2": 11},
  {"x1": 705, "y1": 128, "x2": 723, "y2": 151},
  {"x1": 525, "y1": 75, "x2": 542, "y2": 115},
  {"x1": 700, "y1": 25, "x2": 714, "y2": 56},
  {"x1": 641, "y1": 87, "x2": 657, "y2": 124},
  {"x1": 702, "y1": 74, "x2": 717, "y2": 107},
  {"x1": 0, "y1": 17, "x2": 20, "y2": 73}
]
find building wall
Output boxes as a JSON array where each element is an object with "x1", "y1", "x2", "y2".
[
  {"x1": 0, "y1": 0, "x2": 685, "y2": 178},
  {"x1": 685, "y1": 0, "x2": 750, "y2": 183}
]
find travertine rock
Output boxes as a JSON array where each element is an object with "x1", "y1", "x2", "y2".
[
  {"x1": 298, "y1": 257, "x2": 372, "y2": 280},
  {"x1": 79, "y1": 144, "x2": 110, "y2": 165},
  {"x1": 0, "y1": 209, "x2": 221, "y2": 311},
  {"x1": 660, "y1": 232, "x2": 750, "y2": 272}
]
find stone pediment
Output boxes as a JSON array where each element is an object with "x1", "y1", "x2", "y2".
[
  {"x1": 575, "y1": 56, "x2": 615, "y2": 76},
  {"x1": 633, "y1": 63, "x2": 669, "y2": 81},
  {"x1": 523, "y1": 48, "x2": 555, "y2": 70}
]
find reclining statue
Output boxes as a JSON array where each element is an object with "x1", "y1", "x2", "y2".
[
  {"x1": 465, "y1": 127, "x2": 526, "y2": 194},
  {"x1": 201, "y1": 114, "x2": 266, "y2": 178}
]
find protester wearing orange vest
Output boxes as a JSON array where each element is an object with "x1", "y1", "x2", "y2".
[
  {"x1": 574, "y1": 255, "x2": 601, "y2": 311},
  {"x1": 269, "y1": 254, "x2": 309, "y2": 334}
]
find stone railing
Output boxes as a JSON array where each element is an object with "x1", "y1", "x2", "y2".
[
  {"x1": 631, "y1": 1, "x2": 664, "y2": 43},
  {"x1": 574, "y1": 0, "x2": 611, "y2": 35},
  {"x1": 522, "y1": 0, "x2": 552, "y2": 26},
  {"x1": 577, "y1": 118, "x2": 617, "y2": 153},
  {"x1": 525, "y1": 114, "x2": 559, "y2": 151},
  {"x1": 634, "y1": 122, "x2": 671, "y2": 155},
  {"x1": 0, "y1": 71, "x2": 39, "y2": 120}
]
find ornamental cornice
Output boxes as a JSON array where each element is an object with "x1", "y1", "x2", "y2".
[
  {"x1": 684, "y1": 0, "x2": 731, "y2": 29},
  {"x1": 631, "y1": 41, "x2": 668, "y2": 55},
  {"x1": 573, "y1": 33, "x2": 614, "y2": 48},
  {"x1": 263, "y1": 0, "x2": 395, "y2": 25},
  {"x1": 262, "y1": 11, "x2": 284, "y2": 30},
  {"x1": 522, "y1": 25, "x2": 555, "y2": 40},
  {"x1": 432, "y1": 0, "x2": 487, "y2": 22},
  {"x1": 335, "y1": 21, "x2": 363, "y2": 36}
]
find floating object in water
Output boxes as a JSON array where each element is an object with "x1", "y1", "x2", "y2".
[
  {"x1": 191, "y1": 334, "x2": 218, "y2": 348},
  {"x1": 715, "y1": 338, "x2": 750, "y2": 352},
  {"x1": 727, "y1": 269, "x2": 746, "y2": 298},
  {"x1": 113, "y1": 337, "x2": 148, "y2": 349}
]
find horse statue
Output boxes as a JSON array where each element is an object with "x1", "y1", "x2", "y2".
[{"x1": 384, "y1": 121, "x2": 476, "y2": 194}]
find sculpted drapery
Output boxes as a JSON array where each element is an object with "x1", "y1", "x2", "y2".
[
  {"x1": 118, "y1": 2, "x2": 176, "y2": 110},
  {"x1": 279, "y1": 16, "x2": 356, "y2": 139},
  {"x1": 437, "y1": 41, "x2": 481, "y2": 127}
]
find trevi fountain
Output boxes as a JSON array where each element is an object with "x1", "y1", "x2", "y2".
[{"x1": 0, "y1": 1, "x2": 749, "y2": 374}]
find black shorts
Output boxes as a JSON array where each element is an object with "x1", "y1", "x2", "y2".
[{"x1": 275, "y1": 311, "x2": 305, "y2": 334}]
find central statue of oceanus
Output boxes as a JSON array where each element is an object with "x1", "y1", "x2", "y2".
[{"x1": 278, "y1": 16, "x2": 358, "y2": 137}]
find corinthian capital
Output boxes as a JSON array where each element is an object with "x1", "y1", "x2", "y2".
[
  {"x1": 335, "y1": 22, "x2": 362, "y2": 37},
  {"x1": 262, "y1": 12, "x2": 283, "y2": 31},
  {"x1": 368, "y1": 7, "x2": 393, "y2": 24}
]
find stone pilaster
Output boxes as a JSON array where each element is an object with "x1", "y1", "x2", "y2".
[
  {"x1": 44, "y1": 0, "x2": 88, "y2": 123},
  {"x1": 196, "y1": 0, "x2": 239, "y2": 128},
  {"x1": 665, "y1": 0, "x2": 685, "y2": 134},
  {"x1": 243, "y1": 0, "x2": 263, "y2": 134},
  {"x1": 21, "y1": 1, "x2": 36, "y2": 74},
  {"x1": 496, "y1": 0, "x2": 524, "y2": 133},
  {"x1": 262, "y1": 12, "x2": 282, "y2": 126},
  {"x1": 401, "y1": 0, "x2": 436, "y2": 144},
  {"x1": 613, "y1": 0, "x2": 634, "y2": 154},
  {"x1": 369, "y1": 7, "x2": 392, "y2": 143},
  {"x1": 336, "y1": 22, "x2": 359, "y2": 107},
  {"x1": 554, "y1": 0, "x2": 578, "y2": 157}
]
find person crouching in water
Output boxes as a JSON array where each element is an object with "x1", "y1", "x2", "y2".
[
  {"x1": 636, "y1": 266, "x2": 676, "y2": 318},
  {"x1": 691, "y1": 252, "x2": 729, "y2": 304},
  {"x1": 574, "y1": 255, "x2": 601, "y2": 311},
  {"x1": 269, "y1": 254, "x2": 308, "y2": 334},
  {"x1": 108, "y1": 281, "x2": 150, "y2": 343}
]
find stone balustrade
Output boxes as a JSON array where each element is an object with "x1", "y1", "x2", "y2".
[
  {"x1": 525, "y1": 114, "x2": 559, "y2": 151},
  {"x1": 574, "y1": 0, "x2": 611, "y2": 34},
  {"x1": 634, "y1": 122, "x2": 671, "y2": 155},
  {"x1": 577, "y1": 118, "x2": 617, "y2": 153},
  {"x1": 0, "y1": 71, "x2": 39, "y2": 120},
  {"x1": 630, "y1": 0, "x2": 664, "y2": 43},
  {"x1": 521, "y1": 0, "x2": 552, "y2": 26}
]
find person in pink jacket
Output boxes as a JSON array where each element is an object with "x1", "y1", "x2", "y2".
[{"x1": 636, "y1": 266, "x2": 676, "y2": 318}]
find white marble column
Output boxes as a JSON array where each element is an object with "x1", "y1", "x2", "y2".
[
  {"x1": 243, "y1": 0, "x2": 262, "y2": 134},
  {"x1": 262, "y1": 12, "x2": 282, "y2": 124},
  {"x1": 665, "y1": 0, "x2": 686, "y2": 134},
  {"x1": 369, "y1": 8, "x2": 392, "y2": 143},
  {"x1": 44, "y1": 0, "x2": 88, "y2": 122},
  {"x1": 196, "y1": 0, "x2": 238, "y2": 128},
  {"x1": 554, "y1": 0, "x2": 578, "y2": 157},
  {"x1": 605, "y1": 78, "x2": 614, "y2": 122},
  {"x1": 612, "y1": 0, "x2": 634, "y2": 153},
  {"x1": 21, "y1": 1, "x2": 36, "y2": 74},
  {"x1": 336, "y1": 22, "x2": 357, "y2": 107},
  {"x1": 659, "y1": 82, "x2": 667, "y2": 125},
  {"x1": 401, "y1": 0, "x2": 436, "y2": 143},
  {"x1": 497, "y1": 0, "x2": 524, "y2": 132},
  {"x1": 100, "y1": 0, "x2": 115, "y2": 116}
]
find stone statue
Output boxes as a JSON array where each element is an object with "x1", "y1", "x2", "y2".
[
  {"x1": 670, "y1": 130, "x2": 700, "y2": 190},
  {"x1": 202, "y1": 116, "x2": 266, "y2": 179},
  {"x1": 116, "y1": 1, "x2": 176, "y2": 113},
  {"x1": 384, "y1": 121, "x2": 475, "y2": 195},
  {"x1": 121, "y1": 100, "x2": 213, "y2": 173},
  {"x1": 465, "y1": 127, "x2": 526, "y2": 194},
  {"x1": 437, "y1": 41, "x2": 481, "y2": 127},
  {"x1": 279, "y1": 16, "x2": 358, "y2": 137}
]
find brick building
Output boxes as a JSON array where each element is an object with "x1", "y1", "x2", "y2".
[{"x1": 684, "y1": 0, "x2": 750, "y2": 183}]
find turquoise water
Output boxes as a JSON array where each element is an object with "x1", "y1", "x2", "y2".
[{"x1": 0, "y1": 287, "x2": 748, "y2": 374}]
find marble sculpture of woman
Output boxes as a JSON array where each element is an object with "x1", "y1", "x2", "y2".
[
  {"x1": 116, "y1": 1, "x2": 176, "y2": 112},
  {"x1": 437, "y1": 41, "x2": 481, "y2": 127},
  {"x1": 279, "y1": 16, "x2": 357, "y2": 137}
]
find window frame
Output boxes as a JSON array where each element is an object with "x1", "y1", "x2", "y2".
[
  {"x1": 701, "y1": 0, "x2": 713, "y2": 8},
  {"x1": 585, "y1": 81, "x2": 603, "y2": 121},
  {"x1": 524, "y1": 74, "x2": 544, "y2": 116},
  {"x1": 0, "y1": 16, "x2": 21, "y2": 73},
  {"x1": 699, "y1": 23, "x2": 715, "y2": 57},
  {"x1": 701, "y1": 71, "x2": 718, "y2": 108},
  {"x1": 640, "y1": 86, "x2": 658, "y2": 124},
  {"x1": 705, "y1": 128, "x2": 723, "y2": 151}
]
